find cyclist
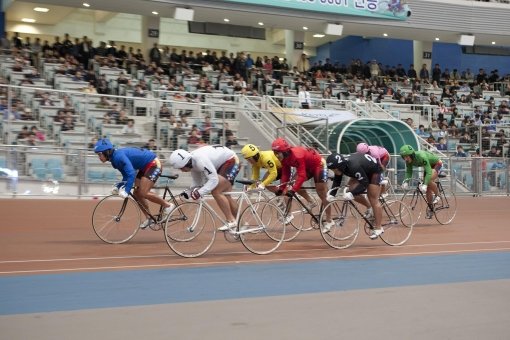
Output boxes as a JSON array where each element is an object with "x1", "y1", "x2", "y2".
[
  {"x1": 94, "y1": 138, "x2": 174, "y2": 229},
  {"x1": 326, "y1": 152, "x2": 384, "y2": 239},
  {"x1": 169, "y1": 145, "x2": 240, "y2": 231},
  {"x1": 356, "y1": 142, "x2": 391, "y2": 170},
  {"x1": 399, "y1": 145, "x2": 442, "y2": 219},
  {"x1": 356, "y1": 142, "x2": 391, "y2": 203},
  {"x1": 271, "y1": 138, "x2": 333, "y2": 231},
  {"x1": 241, "y1": 143, "x2": 281, "y2": 193}
]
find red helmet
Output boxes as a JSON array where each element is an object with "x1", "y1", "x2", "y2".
[{"x1": 271, "y1": 138, "x2": 291, "y2": 152}]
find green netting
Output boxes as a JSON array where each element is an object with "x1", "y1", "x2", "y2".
[{"x1": 325, "y1": 118, "x2": 420, "y2": 154}]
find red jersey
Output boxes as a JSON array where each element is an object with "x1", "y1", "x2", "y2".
[{"x1": 280, "y1": 146, "x2": 323, "y2": 191}]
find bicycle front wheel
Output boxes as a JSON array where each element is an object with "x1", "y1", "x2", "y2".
[
  {"x1": 238, "y1": 201, "x2": 285, "y2": 255},
  {"x1": 92, "y1": 195, "x2": 141, "y2": 244},
  {"x1": 379, "y1": 200, "x2": 413, "y2": 246},
  {"x1": 434, "y1": 189, "x2": 457, "y2": 225},
  {"x1": 268, "y1": 196, "x2": 303, "y2": 242},
  {"x1": 164, "y1": 202, "x2": 216, "y2": 258},
  {"x1": 401, "y1": 189, "x2": 423, "y2": 224},
  {"x1": 319, "y1": 200, "x2": 360, "y2": 249}
]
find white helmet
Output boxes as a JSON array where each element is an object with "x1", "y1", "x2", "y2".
[{"x1": 169, "y1": 149, "x2": 192, "y2": 169}]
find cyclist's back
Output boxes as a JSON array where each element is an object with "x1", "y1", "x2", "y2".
[
  {"x1": 191, "y1": 145, "x2": 235, "y2": 171},
  {"x1": 110, "y1": 147, "x2": 156, "y2": 173}
]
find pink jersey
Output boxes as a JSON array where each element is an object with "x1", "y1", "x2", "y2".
[{"x1": 368, "y1": 145, "x2": 389, "y2": 160}]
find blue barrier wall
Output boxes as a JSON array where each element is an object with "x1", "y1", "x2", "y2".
[{"x1": 314, "y1": 36, "x2": 510, "y2": 76}]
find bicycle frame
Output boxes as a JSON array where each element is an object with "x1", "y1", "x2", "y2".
[
  {"x1": 124, "y1": 174, "x2": 180, "y2": 228},
  {"x1": 181, "y1": 188, "x2": 274, "y2": 236}
]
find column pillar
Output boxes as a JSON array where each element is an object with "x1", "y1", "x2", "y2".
[
  {"x1": 413, "y1": 40, "x2": 433, "y2": 76},
  {"x1": 285, "y1": 30, "x2": 305, "y2": 68},
  {"x1": 141, "y1": 15, "x2": 160, "y2": 61}
]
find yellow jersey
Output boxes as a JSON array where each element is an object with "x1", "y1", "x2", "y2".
[{"x1": 251, "y1": 150, "x2": 281, "y2": 187}]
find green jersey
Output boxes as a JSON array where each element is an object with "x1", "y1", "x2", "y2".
[{"x1": 404, "y1": 150, "x2": 441, "y2": 185}]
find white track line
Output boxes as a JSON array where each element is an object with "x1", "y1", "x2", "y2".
[
  {"x1": 1, "y1": 247, "x2": 509, "y2": 275},
  {"x1": 1, "y1": 240, "x2": 509, "y2": 264}
]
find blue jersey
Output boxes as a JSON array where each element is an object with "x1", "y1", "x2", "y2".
[{"x1": 110, "y1": 148, "x2": 156, "y2": 193}]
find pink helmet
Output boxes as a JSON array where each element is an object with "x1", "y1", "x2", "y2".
[{"x1": 356, "y1": 142, "x2": 370, "y2": 154}]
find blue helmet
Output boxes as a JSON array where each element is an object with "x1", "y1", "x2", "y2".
[{"x1": 94, "y1": 138, "x2": 113, "y2": 153}]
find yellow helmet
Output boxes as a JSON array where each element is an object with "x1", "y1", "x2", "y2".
[{"x1": 241, "y1": 144, "x2": 260, "y2": 159}]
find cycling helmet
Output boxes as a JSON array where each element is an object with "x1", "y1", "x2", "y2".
[
  {"x1": 399, "y1": 145, "x2": 415, "y2": 157},
  {"x1": 326, "y1": 152, "x2": 347, "y2": 171},
  {"x1": 94, "y1": 138, "x2": 113, "y2": 153},
  {"x1": 271, "y1": 138, "x2": 291, "y2": 152},
  {"x1": 241, "y1": 144, "x2": 260, "y2": 159},
  {"x1": 356, "y1": 142, "x2": 370, "y2": 154},
  {"x1": 169, "y1": 149, "x2": 192, "y2": 169}
]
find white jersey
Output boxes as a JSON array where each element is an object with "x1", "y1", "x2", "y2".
[{"x1": 190, "y1": 145, "x2": 236, "y2": 196}]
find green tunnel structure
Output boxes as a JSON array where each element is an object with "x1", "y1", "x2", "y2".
[{"x1": 314, "y1": 118, "x2": 421, "y2": 154}]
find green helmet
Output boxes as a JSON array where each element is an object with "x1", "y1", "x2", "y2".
[{"x1": 399, "y1": 145, "x2": 415, "y2": 157}]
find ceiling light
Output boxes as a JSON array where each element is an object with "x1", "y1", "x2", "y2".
[
  {"x1": 152, "y1": 11, "x2": 159, "y2": 15},
  {"x1": 491, "y1": 41, "x2": 496, "y2": 45},
  {"x1": 303, "y1": 26, "x2": 308, "y2": 30},
  {"x1": 435, "y1": 37, "x2": 440, "y2": 41},
  {"x1": 383, "y1": 33, "x2": 388, "y2": 37},
  {"x1": 34, "y1": 7, "x2": 49, "y2": 12},
  {"x1": 21, "y1": 18, "x2": 36, "y2": 23},
  {"x1": 258, "y1": 22, "x2": 264, "y2": 26},
  {"x1": 313, "y1": 34, "x2": 325, "y2": 38},
  {"x1": 224, "y1": 18, "x2": 230, "y2": 22},
  {"x1": 83, "y1": 3, "x2": 90, "y2": 7}
]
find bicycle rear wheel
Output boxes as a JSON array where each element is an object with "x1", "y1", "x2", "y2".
[
  {"x1": 92, "y1": 195, "x2": 141, "y2": 244},
  {"x1": 434, "y1": 188, "x2": 457, "y2": 225},
  {"x1": 379, "y1": 200, "x2": 413, "y2": 246},
  {"x1": 401, "y1": 189, "x2": 423, "y2": 224},
  {"x1": 238, "y1": 201, "x2": 285, "y2": 255},
  {"x1": 164, "y1": 202, "x2": 216, "y2": 258},
  {"x1": 319, "y1": 200, "x2": 360, "y2": 249}
]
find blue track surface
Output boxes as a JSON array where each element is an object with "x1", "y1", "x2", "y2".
[{"x1": 1, "y1": 252, "x2": 509, "y2": 315}]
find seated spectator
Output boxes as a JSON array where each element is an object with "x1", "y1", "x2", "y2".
[
  {"x1": 159, "y1": 104, "x2": 172, "y2": 119},
  {"x1": 116, "y1": 109, "x2": 129, "y2": 125},
  {"x1": 53, "y1": 110, "x2": 66, "y2": 123},
  {"x1": 487, "y1": 145, "x2": 502, "y2": 158},
  {"x1": 453, "y1": 145, "x2": 468, "y2": 157},
  {"x1": 95, "y1": 96, "x2": 111, "y2": 109},
  {"x1": 132, "y1": 85, "x2": 146, "y2": 97},
  {"x1": 82, "y1": 82, "x2": 97, "y2": 94},
  {"x1": 104, "y1": 104, "x2": 120, "y2": 122},
  {"x1": 225, "y1": 134, "x2": 238, "y2": 149},
  {"x1": 60, "y1": 116, "x2": 75, "y2": 132},
  {"x1": 459, "y1": 131, "x2": 472, "y2": 144},
  {"x1": 17, "y1": 126, "x2": 30, "y2": 140},
  {"x1": 187, "y1": 127, "x2": 203, "y2": 145},
  {"x1": 20, "y1": 107, "x2": 34, "y2": 120},
  {"x1": 39, "y1": 93, "x2": 54, "y2": 106},
  {"x1": 435, "y1": 137, "x2": 448, "y2": 151},
  {"x1": 25, "y1": 132, "x2": 37, "y2": 146},
  {"x1": 415, "y1": 124, "x2": 430, "y2": 138},
  {"x1": 31, "y1": 126, "x2": 46, "y2": 141},
  {"x1": 144, "y1": 138, "x2": 158, "y2": 151},
  {"x1": 199, "y1": 116, "x2": 215, "y2": 143},
  {"x1": 121, "y1": 119, "x2": 137, "y2": 134},
  {"x1": 96, "y1": 74, "x2": 109, "y2": 94}
]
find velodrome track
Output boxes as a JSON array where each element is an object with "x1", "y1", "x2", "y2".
[{"x1": 1, "y1": 196, "x2": 509, "y2": 339}]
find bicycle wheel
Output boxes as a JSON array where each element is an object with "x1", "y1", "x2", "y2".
[
  {"x1": 164, "y1": 202, "x2": 216, "y2": 258},
  {"x1": 319, "y1": 200, "x2": 360, "y2": 249},
  {"x1": 92, "y1": 195, "x2": 141, "y2": 244},
  {"x1": 401, "y1": 189, "x2": 423, "y2": 224},
  {"x1": 379, "y1": 200, "x2": 413, "y2": 246},
  {"x1": 434, "y1": 188, "x2": 457, "y2": 225},
  {"x1": 238, "y1": 201, "x2": 285, "y2": 255},
  {"x1": 268, "y1": 196, "x2": 303, "y2": 242}
]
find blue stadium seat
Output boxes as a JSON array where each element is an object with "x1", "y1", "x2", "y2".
[{"x1": 87, "y1": 169, "x2": 104, "y2": 182}]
